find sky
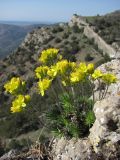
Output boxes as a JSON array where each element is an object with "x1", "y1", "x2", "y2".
[{"x1": 0, "y1": 0, "x2": 120, "y2": 22}]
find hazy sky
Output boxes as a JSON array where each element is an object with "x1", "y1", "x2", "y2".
[{"x1": 0, "y1": 0, "x2": 120, "y2": 22}]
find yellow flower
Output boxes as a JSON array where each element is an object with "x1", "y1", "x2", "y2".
[
  {"x1": 25, "y1": 95, "x2": 31, "y2": 102},
  {"x1": 70, "y1": 62, "x2": 89, "y2": 84},
  {"x1": 35, "y1": 66, "x2": 49, "y2": 79},
  {"x1": 87, "y1": 63, "x2": 94, "y2": 74},
  {"x1": 11, "y1": 94, "x2": 30, "y2": 113},
  {"x1": 70, "y1": 70, "x2": 85, "y2": 83},
  {"x1": 4, "y1": 77, "x2": 25, "y2": 94},
  {"x1": 58, "y1": 55, "x2": 63, "y2": 60},
  {"x1": 38, "y1": 78, "x2": 52, "y2": 96},
  {"x1": 56, "y1": 60, "x2": 76, "y2": 75},
  {"x1": 92, "y1": 70, "x2": 103, "y2": 80},
  {"x1": 61, "y1": 80, "x2": 67, "y2": 86},
  {"x1": 102, "y1": 73, "x2": 117, "y2": 84},
  {"x1": 78, "y1": 63, "x2": 87, "y2": 73},
  {"x1": 47, "y1": 65, "x2": 58, "y2": 78},
  {"x1": 39, "y1": 48, "x2": 59, "y2": 65}
]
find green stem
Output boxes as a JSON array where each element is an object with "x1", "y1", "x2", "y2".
[
  {"x1": 57, "y1": 77, "x2": 65, "y2": 94},
  {"x1": 98, "y1": 79, "x2": 101, "y2": 100},
  {"x1": 71, "y1": 86, "x2": 76, "y2": 101},
  {"x1": 51, "y1": 85, "x2": 62, "y2": 113},
  {"x1": 101, "y1": 85, "x2": 109, "y2": 100}
]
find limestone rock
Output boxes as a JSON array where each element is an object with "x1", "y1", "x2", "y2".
[
  {"x1": 52, "y1": 137, "x2": 93, "y2": 160},
  {"x1": 89, "y1": 94, "x2": 120, "y2": 153}
]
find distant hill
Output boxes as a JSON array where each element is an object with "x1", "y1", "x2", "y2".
[
  {"x1": 85, "y1": 10, "x2": 120, "y2": 47},
  {"x1": 0, "y1": 23, "x2": 46, "y2": 59}
]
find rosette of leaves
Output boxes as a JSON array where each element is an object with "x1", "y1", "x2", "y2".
[{"x1": 46, "y1": 93, "x2": 95, "y2": 138}]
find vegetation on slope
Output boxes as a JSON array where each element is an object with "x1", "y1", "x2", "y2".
[{"x1": 86, "y1": 10, "x2": 120, "y2": 47}]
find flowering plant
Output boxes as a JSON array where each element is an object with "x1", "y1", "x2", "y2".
[{"x1": 4, "y1": 48, "x2": 117, "y2": 138}]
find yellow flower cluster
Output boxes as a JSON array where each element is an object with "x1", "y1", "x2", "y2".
[
  {"x1": 4, "y1": 77, "x2": 31, "y2": 113},
  {"x1": 92, "y1": 70, "x2": 102, "y2": 80},
  {"x1": 35, "y1": 66, "x2": 49, "y2": 79},
  {"x1": 39, "y1": 48, "x2": 59, "y2": 65},
  {"x1": 91, "y1": 70, "x2": 117, "y2": 84},
  {"x1": 36, "y1": 48, "x2": 117, "y2": 96},
  {"x1": 47, "y1": 65, "x2": 58, "y2": 78},
  {"x1": 11, "y1": 95, "x2": 30, "y2": 113},
  {"x1": 56, "y1": 60, "x2": 76, "y2": 75},
  {"x1": 102, "y1": 73, "x2": 117, "y2": 84},
  {"x1": 70, "y1": 63, "x2": 94, "y2": 83},
  {"x1": 38, "y1": 78, "x2": 52, "y2": 96},
  {"x1": 4, "y1": 77, "x2": 25, "y2": 94}
]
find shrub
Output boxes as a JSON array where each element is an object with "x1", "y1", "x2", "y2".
[
  {"x1": 103, "y1": 53, "x2": 111, "y2": 62},
  {"x1": 71, "y1": 36, "x2": 77, "y2": 41},
  {"x1": 88, "y1": 38, "x2": 94, "y2": 45},
  {"x1": 62, "y1": 32, "x2": 69, "y2": 39},
  {"x1": 8, "y1": 139, "x2": 22, "y2": 150},
  {"x1": 55, "y1": 37, "x2": 62, "y2": 43},
  {"x1": 56, "y1": 26, "x2": 64, "y2": 32},
  {"x1": 0, "y1": 139, "x2": 5, "y2": 156},
  {"x1": 71, "y1": 45, "x2": 80, "y2": 53},
  {"x1": 85, "y1": 53, "x2": 94, "y2": 61},
  {"x1": 72, "y1": 24, "x2": 81, "y2": 33},
  {"x1": 52, "y1": 26, "x2": 64, "y2": 33},
  {"x1": 64, "y1": 40, "x2": 69, "y2": 45},
  {"x1": 94, "y1": 43, "x2": 98, "y2": 50}
]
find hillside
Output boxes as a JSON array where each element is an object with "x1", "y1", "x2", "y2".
[
  {"x1": 0, "y1": 23, "x2": 46, "y2": 59},
  {"x1": 0, "y1": 11, "x2": 120, "y2": 154},
  {"x1": 86, "y1": 10, "x2": 120, "y2": 48}
]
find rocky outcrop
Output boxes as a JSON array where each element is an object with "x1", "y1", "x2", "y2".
[
  {"x1": 52, "y1": 138, "x2": 95, "y2": 160},
  {"x1": 69, "y1": 14, "x2": 88, "y2": 27},
  {"x1": 69, "y1": 15, "x2": 119, "y2": 58},
  {"x1": 21, "y1": 27, "x2": 53, "y2": 52},
  {"x1": 89, "y1": 95, "x2": 120, "y2": 153}
]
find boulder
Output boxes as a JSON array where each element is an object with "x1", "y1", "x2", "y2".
[{"x1": 89, "y1": 95, "x2": 120, "y2": 153}]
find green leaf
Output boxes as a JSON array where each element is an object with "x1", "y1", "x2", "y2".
[{"x1": 85, "y1": 110, "x2": 95, "y2": 127}]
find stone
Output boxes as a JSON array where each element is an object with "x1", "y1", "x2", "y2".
[
  {"x1": 89, "y1": 94, "x2": 120, "y2": 153},
  {"x1": 51, "y1": 137, "x2": 94, "y2": 160}
]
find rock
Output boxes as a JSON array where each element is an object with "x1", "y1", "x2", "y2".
[
  {"x1": 89, "y1": 94, "x2": 120, "y2": 153},
  {"x1": 69, "y1": 14, "x2": 87, "y2": 27},
  {"x1": 52, "y1": 137, "x2": 95, "y2": 160},
  {"x1": 0, "y1": 149, "x2": 19, "y2": 160}
]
